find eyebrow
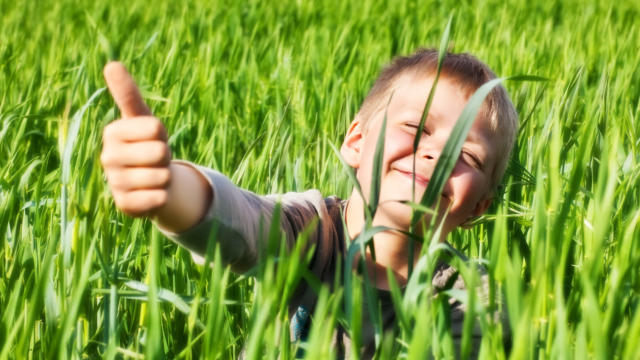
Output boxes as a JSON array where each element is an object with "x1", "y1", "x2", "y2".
[
  {"x1": 465, "y1": 130, "x2": 483, "y2": 143},
  {"x1": 417, "y1": 109, "x2": 441, "y2": 123},
  {"x1": 465, "y1": 127, "x2": 493, "y2": 147},
  {"x1": 403, "y1": 110, "x2": 440, "y2": 126},
  {"x1": 425, "y1": 109, "x2": 444, "y2": 122}
]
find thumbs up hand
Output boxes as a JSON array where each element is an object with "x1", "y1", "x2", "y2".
[{"x1": 101, "y1": 62, "x2": 172, "y2": 217}]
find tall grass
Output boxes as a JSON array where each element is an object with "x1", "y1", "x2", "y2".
[{"x1": 1, "y1": 0, "x2": 639, "y2": 358}]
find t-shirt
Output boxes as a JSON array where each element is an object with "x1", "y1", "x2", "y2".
[{"x1": 160, "y1": 161, "x2": 507, "y2": 358}]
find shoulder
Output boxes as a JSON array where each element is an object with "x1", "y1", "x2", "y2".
[{"x1": 267, "y1": 190, "x2": 343, "y2": 221}]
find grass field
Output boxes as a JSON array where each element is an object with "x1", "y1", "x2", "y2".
[{"x1": 1, "y1": 0, "x2": 640, "y2": 358}]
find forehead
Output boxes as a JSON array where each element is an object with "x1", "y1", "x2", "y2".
[
  {"x1": 366, "y1": 72, "x2": 494, "y2": 132},
  {"x1": 389, "y1": 73, "x2": 468, "y2": 116},
  {"x1": 386, "y1": 73, "x2": 495, "y2": 137}
]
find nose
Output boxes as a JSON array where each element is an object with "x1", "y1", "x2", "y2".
[{"x1": 418, "y1": 145, "x2": 440, "y2": 162}]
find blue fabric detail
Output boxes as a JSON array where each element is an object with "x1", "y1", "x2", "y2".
[{"x1": 292, "y1": 305, "x2": 311, "y2": 341}]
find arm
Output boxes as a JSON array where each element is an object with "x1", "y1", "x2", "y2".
[
  {"x1": 100, "y1": 62, "x2": 332, "y2": 273},
  {"x1": 159, "y1": 162, "x2": 333, "y2": 273}
]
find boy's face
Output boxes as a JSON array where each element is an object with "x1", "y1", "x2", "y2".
[{"x1": 341, "y1": 74, "x2": 496, "y2": 235}]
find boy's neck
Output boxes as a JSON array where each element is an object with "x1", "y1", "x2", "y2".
[{"x1": 344, "y1": 189, "x2": 423, "y2": 289}]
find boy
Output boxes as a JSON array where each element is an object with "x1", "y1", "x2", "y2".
[{"x1": 101, "y1": 48, "x2": 517, "y2": 357}]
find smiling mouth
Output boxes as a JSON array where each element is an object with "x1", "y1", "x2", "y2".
[
  {"x1": 394, "y1": 168, "x2": 451, "y2": 199},
  {"x1": 395, "y1": 168, "x2": 430, "y2": 187}
]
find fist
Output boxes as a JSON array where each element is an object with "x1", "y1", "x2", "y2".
[{"x1": 101, "y1": 62, "x2": 172, "y2": 217}]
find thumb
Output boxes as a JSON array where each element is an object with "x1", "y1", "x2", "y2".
[{"x1": 103, "y1": 61, "x2": 152, "y2": 118}]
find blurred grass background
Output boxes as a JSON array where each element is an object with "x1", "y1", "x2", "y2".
[{"x1": 1, "y1": 0, "x2": 639, "y2": 358}]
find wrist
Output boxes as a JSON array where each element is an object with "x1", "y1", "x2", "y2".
[{"x1": 152, "y1": 161, "x2": 213, "y2": 233}]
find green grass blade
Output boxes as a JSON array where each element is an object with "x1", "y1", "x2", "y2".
[
  {"x1": 329, "y1": 142, "x2": 371, "y2": 222},
  {"x1": 61, "y1": 87, "x2": 105, "y2": 185},
  {"x1": 368, "y1": 93, "x2": 392, "y2": 220},
  {"x1": 414, "y1": 77, "x2": 504, "y2": 222},
  {"x1": 144, "y1": 227, "x2": 164, "y2": 359},
  {"x1": 412, "y1": 16, "x2": 452, "y2": 155},
  {"x1": 343, "y1": 226, "x2": 390, "y2": 322},
  {"x1": 409, "y1": 16, "x2": 452, "y2": 277}
]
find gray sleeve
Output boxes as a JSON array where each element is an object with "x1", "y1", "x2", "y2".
[{"x1": 158, "y1": 160, "x2": 330, "y2": 273}]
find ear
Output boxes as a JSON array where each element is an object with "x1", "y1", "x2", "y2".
[
  {"x1": 340, "y1": 117, "x2": 364, "y2": 169},
  {"x1": 471, "y1": 196, "x2": 493, "y2": 217},
  {"x1": 459, "y1": 195, "x2": 493, "y2": 229}
]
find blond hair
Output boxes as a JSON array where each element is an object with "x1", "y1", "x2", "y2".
[{"x1": 356, "y1": 48, "x2": 518, "y2": 193}]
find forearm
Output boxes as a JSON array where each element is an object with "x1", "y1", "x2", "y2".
[
  {"x1": 152, "y1": 161, "x2": 213, "y2": 233},
  {"x1": 154, "y1": 163, "x2": 329, "y2": 273}
]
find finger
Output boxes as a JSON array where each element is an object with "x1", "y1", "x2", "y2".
[
  {"x1": 103, "y1": 117, "x2": 168, "y2": 143},
  {"x1": 106, "y1": 167, "x2": 171, "y2": 191},
  {"x1": 113, "y1": 189, "x2": 168, "y2": 217},
  {"x1": 104, "y1": 61, "x2": 152, "y2": 118},
  {"x1": 101, "y1": 140, "x2": 171, "y2": 167}
]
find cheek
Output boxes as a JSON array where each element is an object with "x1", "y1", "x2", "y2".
[
  {"x1": 382, "y1": 129, "x2": 414, "y2": 163},
  {"x1": 356, "y1": 135, "x2": 384, "y2": 195},
  {"x1": 363, "y1": 128, "x2": 413, "y2": 173},
  {"x1": 355, "y1": 137, "x2": 377, "y2": 187},
  {"x1": 357, "y1": 127, "x2": 416, "y2": 194},
  {"x1": 449, "y1": 170, "x2": 487, "y2": 208}
]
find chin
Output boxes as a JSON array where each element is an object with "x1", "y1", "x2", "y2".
[
  {"x1": 374, "y1": 200, "x2": 416, "y2": 231},
  {"x1": 380, "y1": 200, "x2": 454, "y2": 238}
]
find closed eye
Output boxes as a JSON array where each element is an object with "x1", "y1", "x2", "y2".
[
  {"x1": 461, "y1": 151, "x2": 484, "y2": 170},
  {"x1": 404, "y1": 123, "x2": 431, "y2": 135}
]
